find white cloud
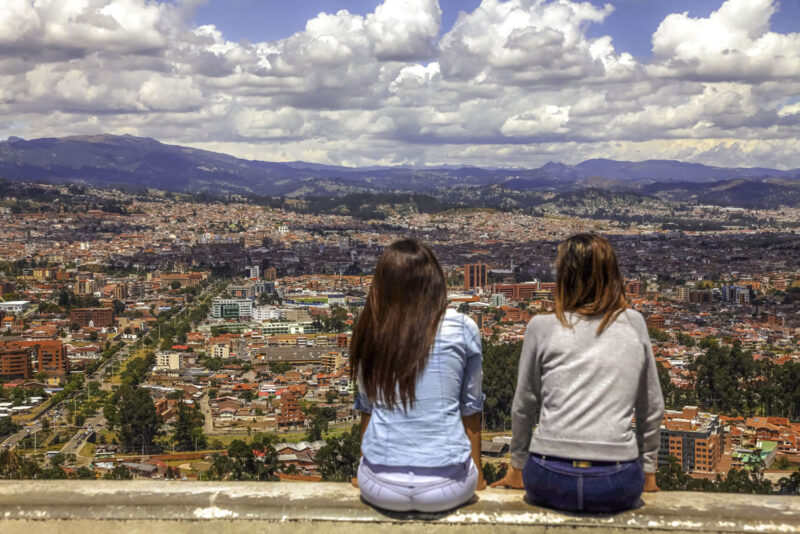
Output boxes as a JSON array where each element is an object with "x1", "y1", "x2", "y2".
[
  {"x1": 651, "y1": 0, "x2": 800, "y2": 80},
  {"x1": 0, "y1": 0, "x2": 799, "y2": 168}
]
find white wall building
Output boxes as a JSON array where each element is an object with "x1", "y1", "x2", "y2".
[{"x1": 154, "y1": 351, "x2": 182, "y2": 371}]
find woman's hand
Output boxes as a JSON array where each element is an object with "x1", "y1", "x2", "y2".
[
  {"x1": 475, "y1": 475, "x2": 487, "y2": 491},
  {"x1": 490, "y1": 466, "x2": 524, "y2": 489},
  {"x1": 643, "y1": 472, "x2": 659, "y2": 492},
  {"x1": 351, "y1": 477, "x2": 359, "y2": 488}
]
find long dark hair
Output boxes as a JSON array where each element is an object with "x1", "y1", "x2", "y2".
[
  {"x1": 350, "y1": 238, "x2": 448, "y2": 410},
  {"x1": 555, "y1": 233, "x2": 627, "y2": 335}
]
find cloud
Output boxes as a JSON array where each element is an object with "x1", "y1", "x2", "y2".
[
  {"x1": 651, "y1": 0, "x2": 800, "y2": 81},
  {"x1": 0, "y1": 0, "x2": 799, "y2": 169}
]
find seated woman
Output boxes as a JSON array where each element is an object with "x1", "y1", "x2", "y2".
[
  {"x1": 351, "y1": 238, "x2": 485, "y2": 512},
  {"x1": 492, "y1": 233, "x2": 664, "y2": 513}
]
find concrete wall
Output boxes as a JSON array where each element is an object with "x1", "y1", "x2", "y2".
[{"x1": 0, "y1": 481, "x2": 798, "y2": 533}]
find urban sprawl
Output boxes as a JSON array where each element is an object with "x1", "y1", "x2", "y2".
[{"x1": 0, "y1": 185, "x2": 798, "y2": 489}]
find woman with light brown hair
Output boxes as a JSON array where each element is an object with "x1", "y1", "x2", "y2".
[
  {"x1": 351, "y1": 238, "x2": 485, "y2": 512},
  {"x1": 492, "y1": 233, "x2": 664, "y2": 513}
]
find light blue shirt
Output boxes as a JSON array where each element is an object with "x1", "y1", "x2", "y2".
[{"x1": 354, "y1": 309, "x2": 484, "y2": 467}]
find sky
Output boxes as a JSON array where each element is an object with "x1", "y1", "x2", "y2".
[{"x1": 2, "y1": 0, "x2": 800, "y2": 169}]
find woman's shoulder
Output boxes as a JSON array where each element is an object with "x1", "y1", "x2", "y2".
[{"x1": 444, "y1": 308, "x2": 479, "y2": 331}]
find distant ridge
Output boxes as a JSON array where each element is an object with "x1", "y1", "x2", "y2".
[{"x1": 0, "y1": 134, "x2": 798, "y2": 207}]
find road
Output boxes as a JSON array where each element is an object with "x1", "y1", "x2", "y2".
[{"x1": 60, "y1": 411, "x2": 106, "y2": 466}]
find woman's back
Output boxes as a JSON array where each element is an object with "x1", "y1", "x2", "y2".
[
  {"x1": 356, "y1": 309, "x2": 483, "y2": 467},
  {"x1": 512, "y1": 309, "x2": 663, "y2": 470}
]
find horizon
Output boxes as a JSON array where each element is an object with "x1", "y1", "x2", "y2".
[
  {"x1": 4, "y1": 132, "x2": 799, "y2": 172},
  {"x1": 0, "y1": 0, "x2": 799, "y2": 169}
]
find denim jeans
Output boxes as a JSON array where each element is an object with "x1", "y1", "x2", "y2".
[
  {"x1": 523, "y1": 454, "x2": 643, "y2": 513},
  {"x1": 357, "y1": 457, "x2": 479, "y2": 513}
]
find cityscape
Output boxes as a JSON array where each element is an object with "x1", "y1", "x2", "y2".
[{"x1": 0, "y1": 0, "x2": 799, "y2": 521}]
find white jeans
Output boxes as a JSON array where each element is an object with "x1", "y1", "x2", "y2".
[{"x1": 357, "y1": 457, "x2": 479, "y2": 512}]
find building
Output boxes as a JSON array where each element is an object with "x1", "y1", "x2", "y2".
[
  {"x1": 154, "y1": 351, "x2": 182, "y2": 371},
  {"x1": 69, "y1": 308, "x2": 114, "y2": 328},
  {"x1": 464, "y1": 263, "x2": 488, "y2": 290},
  {"x1": 689, "y1": 290, "x2": 713, "y2": 305},
  {"x1": 659, "y1": 406, "x2": 724, "y2": 474},
  {"x1": 322, "y1": 351, "x2": 347, "y2": 373},
  {"x1": 211, "y1": 298, "x2": 253, "y2": 320},
  {"x1": 12, "y1": 340, "x2": 70, "y2": 378},
  {"x1": 226, "y1": 284, "x2": 256, "y2": 299},
  {"x1": 646, "y1": 315, "x2": 665, "y2": 330},
  {"x1": 0, "y1": 301, "x2": 31, "y2": 314},
  {"x1": 625, "y1": 279, "x2": 642, "y2": 298},
  {"x1": 245, "y1": 266, "x2": 260, "y2": 279},
  {"x1": 75, "y1": 278, "x2": 96, "y2": 296},
  {"x1": 211, "y1": 344, "x2": 231, "y2": 359},
  {"x1": 264, "y1": 267, "x2": 277, "y2": 281},
  {"x1": 0, "y1": 346, "x2": 33, "y2": 379},
  {"x1": 721, "y1": 285, "x2": 750, "y2": 305},
  {"x1": 277, "y1": 392, "x2": 305, "y2": 429},
  {"x1": 253, "y1": 306, "x2": 282, "y2": 322},
  {"x1": 490, "y1": 282, "x2": 539, "y2": 301}
]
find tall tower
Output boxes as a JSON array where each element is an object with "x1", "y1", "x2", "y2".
[{"x1": 464, "y1": 262, "x2": 488, "y2": 290}]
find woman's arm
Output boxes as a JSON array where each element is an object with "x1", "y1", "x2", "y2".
[
  {"x1": 636, "y1": 316, "x2": 665, "y2": 492},
  {"x1": 462, "y1": 412, "x2": 486, "y2": 490}
]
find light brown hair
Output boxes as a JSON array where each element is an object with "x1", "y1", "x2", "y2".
[
  {"x1": 555, "y1": 233, "x2": 627, "y2": 335},
  {"x1": 350, "y1": 238, "x2": 447, "y2": 410}
]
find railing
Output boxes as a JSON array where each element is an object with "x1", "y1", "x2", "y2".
[{"x1": 0, "y1": 481, "x2": 798, "y2": 533}]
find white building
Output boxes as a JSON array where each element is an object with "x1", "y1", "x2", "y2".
[
  {"x1": 253, "y1": 305, "x2": 282, "y2": 322},
  {"x1": 211, "y1": 298, "x2": 253, "y2": 319},
  {"x1": 0, "y1": 301, "x2": 31, "y2": 313},
  {"x1": 154, "y1": 351, "x2": 181, "y2": 371},
  {"x1": 212, "y1": 343, "x2": 231, "y2": 359}
]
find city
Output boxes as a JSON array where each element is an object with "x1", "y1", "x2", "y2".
[
  {"x1": 0, "y1": 185, "x2": 797, "y2": 491},
  {"x1": 0, "y1": 0, "x2": 799, "y2": 530}
]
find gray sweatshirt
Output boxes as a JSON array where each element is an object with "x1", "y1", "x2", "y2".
[{"x1": 510, "y1": 309, "x2": 665, "y2": 473}]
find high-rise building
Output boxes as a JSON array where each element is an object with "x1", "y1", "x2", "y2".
[
  {"x1": 245, "y1": 266, "x2": 260, "y2": 279},
  {"x1": 464, "y1": 262, "x2": 488, "y2": 290},
  {"x1": 659, "y1": 406, "x2": 724, "y2": 473},
  {"x1": 0, "y1": 346, "x2": 33, "y2": 379},
  {"x1": 264, "y1": 267, "x2": 277, "y2": 282},
  {"x1": 277, "y1": 392, "x2": 305, "y2": 429}
]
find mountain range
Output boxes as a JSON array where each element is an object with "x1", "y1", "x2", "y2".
[{"x1": 1, "y1": 134, "x2": 799, "y2": 208}]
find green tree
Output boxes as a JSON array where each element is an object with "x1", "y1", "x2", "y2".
[
  {"x1": 316, "y1": 424, "x2": 361, "y2": 482},
  {"x1": 305, "y1": 412, "x2": 329, "y2": 442},
  {"x1": 172, "y1": 400, "x2": 207, "y2": 452},
  {"x1": 104, "y1": 385, "x2": 161, "y2": 453},
  {"x1": 104, "y1": 464, "x2": 133, "y2": 480}
]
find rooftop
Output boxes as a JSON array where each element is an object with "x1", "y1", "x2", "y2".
[{"x1": 1, "y1": 481, "x2": 798, "y2": 533}]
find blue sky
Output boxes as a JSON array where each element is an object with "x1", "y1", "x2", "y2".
[
  {"x1": 195, "y1": 0, "x2": 800, "y2": 58},
  {"x1": 3, "y1": 0, "x2": 800, "y2": 168}
]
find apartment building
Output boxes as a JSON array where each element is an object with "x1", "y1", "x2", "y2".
[{"x1": 659, "y1": 406, "x2": 724, "y2": 473}]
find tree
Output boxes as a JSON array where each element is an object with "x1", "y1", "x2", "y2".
[
  {"x1": 305, "y1": 412, "x2": 329, "y2": 442},
  {"x1": 104, "y1": 464, "x2": 133, "y2": 480},
  {"x1": 112, "y1": 299, "x2": 126, "y2": 315},
  {"x1": 104, "y1": 385, "x2": 161, "y2": 453},
  {"x1": 316, "y1": 424, "x2": 361, "y2": 481},
  {"x1": 173, "y1": 400, "x2": 207, "y2": 452},
  {"x1": 76, "y1": 466, "x2": 95, "y2": 479},
  {"x1": 777, "y1": 471, "x2": 800, "y2": 495}
]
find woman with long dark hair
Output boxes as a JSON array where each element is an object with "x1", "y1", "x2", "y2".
[
  {"x1": 351, "y1": 238, "x2": 485, "y2": 512},
  {"x1": 492, "y1": 233, "x2": 664, "y2": 513}
]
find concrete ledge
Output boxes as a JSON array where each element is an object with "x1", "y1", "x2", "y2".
[{"x1": 0, "y1": 481, "x2": 798, "y2": 533}]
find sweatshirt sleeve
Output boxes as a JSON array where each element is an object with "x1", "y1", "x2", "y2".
[
  {"x1": 510, "y1": 320, "x2": 542, "y2": 469},
  {"x1": 634, "y1": 317, "x2": 665, "y2": 473}
]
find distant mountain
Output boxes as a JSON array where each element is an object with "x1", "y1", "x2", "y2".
[{"x1": 0, "y1": 134, "x2": 798, "y2": 208}]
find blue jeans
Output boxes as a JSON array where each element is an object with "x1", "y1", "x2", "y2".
[{"x1": 523, "y1": 454, "x2": 644, "y2": 513}]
